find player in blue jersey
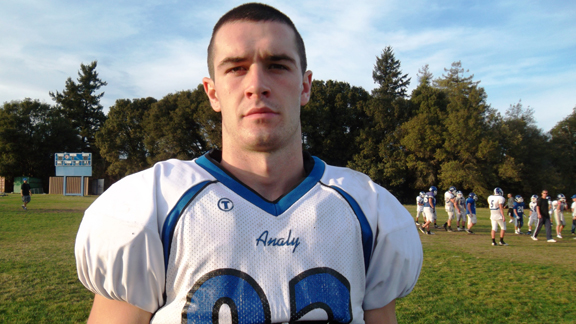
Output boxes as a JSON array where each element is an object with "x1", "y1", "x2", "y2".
[
  {"x1": 465, "y1": 192, "x2": 477, "y2": 234},
  {"x1": 513, "y1": 195, "x2": 525, "y2": 234},
  {"x1": 75, "y1": 3, "x2": 423, "y2": 323}
]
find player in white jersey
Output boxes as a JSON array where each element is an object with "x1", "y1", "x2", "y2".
[
  {"x1": 443, "y1": 186, "x2": 459, "y2": 232},
  {"x1": 415, "y1": 191, "x2": 425, "y2": 225},
  {"x1": 527, "y1": 195, "x2": 538, "y2": 235},
  {"x1": 571, "y1": 195, "x2": 576, "y2": 237},
  {"x1": 552, "y1": 194, "x2": 567, "y2": 238},
  {"x1": 74, "y1": 4, "x2": 423, "y2": 323},
  {"x1": 420, "y1": 186, "x2": 437, "y2": 235},
  {"x1": 455, "y1": 191, "x2": 466, "y2": 231},
  {"x1": 488, "y1": 187, "x2": 508, "y2": 246}
]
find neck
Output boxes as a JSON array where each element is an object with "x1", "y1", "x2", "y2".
[{"x1": 220, "y1": 142, "x2": 305, "y2": 201}]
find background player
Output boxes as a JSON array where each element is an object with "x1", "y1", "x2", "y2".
[
  {"x1": 455, "y1": 190, "x2": 466, "y2": 231},
  {"x1": 465, "y1": 192, "x2": 477, "y2": 234},
  {"x1": 527, "y1": 194, "x2": 538, "y2": 235},
  {"x1": 552, "y1": 193, "x2": 566, "y2": 238},
  {"x1": 415, "y1": 191, "x2": 425, "y2": 225},
  {"x1": 421, "y1": 186, "x2": 437, "y2": 235},
  {"x1": 443, "y1": 186, "x2": 459, "y2": 232},
  {"x1": 513, "y1": 195, "x2": 525, "y2": 234},
  {"x1": 488, "y1": 187, "x2": 507, "y2": 246},
  {"x1": 507, "y1": 193, "x2": 515, "y2": 223}
]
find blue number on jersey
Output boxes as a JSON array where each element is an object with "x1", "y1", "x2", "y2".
[
  {"x1": 289, "y1": 267, "x2": 352, "y2": 322},
  {"x1": 182, "y1": 269, "x2": 271, "y2": 324},
  {"x1": 183, "y1": 267, "x2": 352, "y2": 323}
]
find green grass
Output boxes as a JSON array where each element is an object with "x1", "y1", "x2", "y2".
[{"x1": 1, "y1": 195, "x2": 575, "y2": 323}]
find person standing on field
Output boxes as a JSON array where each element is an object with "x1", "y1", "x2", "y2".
[
  {"x1": 443, "y1": 186, "x2": 459, "y2": 232},
  {"x1": 465, "y1": 192, "x2": 477, "y2": 234},
  {"x1": 455, "y1": 191, "x2": 466, "y2": 231},
  {"x1": 488, "y1": 187, "x2": 507, "y2": 246},
  {"x1": 415, "y1": 191, "x2": 425, "y2": 225},
  {"x1": 532, "y1": 190, "x2": 555, "y2": 242},
  {"x1": 507, "y1": 193, "x2": 515, "y2": 224},
  {"x1": 73, "y1": 3, "x2": 423, "y2": 323},
  {"x1": 527, "y1": 195, "x2": 538, "y2": 235},
  {"x1": 552, "y1": 194, "x2": 566, "y2": 239},
  {"x1": 571, "y1": 194, "x2": 576, "y2": 237},
  {"x1": 21, "y1": 179, "x2": 31, "y2": 210}
]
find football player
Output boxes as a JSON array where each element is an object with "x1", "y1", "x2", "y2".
[
  {"x1": 465, "y1": 192, "x2": 478, "y2": 234},
  {"x1": 552, "y1": 194, "x2": 566, "y2": 238},
  {"x1": 74, "y1": 3, "x2": 423, "y2": 323},
  {"x1": 455, "y1": 191, "x2": 466, "y2": 231},
  {"x1": 526, "y1": 195, "x2": 538, "y2": 235},
  {"x1": 421, "y1": 186, "x2": 437, "y2": 235},
  {"x1": 443, "y1": 186, "x2": 459, "y2": 232},
  {"x1": 488, "y1": 187, "x2": 508, "y2": 246},
  {"x1": 571, "y1": 194, "x2": 576, "y2": 237},
  {"x1": 415, "y1": 191, "x2": 425, "y2": 225},
  {"x1": 513, "y1": 195, "x2": 525, "y2": 234}
]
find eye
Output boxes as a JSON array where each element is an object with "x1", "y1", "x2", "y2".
[
  {"x1": 269, "y1": 63, "x2": 288, "y2": 71},
  {"x1": 226, "y1": 66, "x2": 246, "y2": 74}
]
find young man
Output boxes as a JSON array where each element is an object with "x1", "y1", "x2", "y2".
[
  {"x1": 415, "y1": 191, "x2": 425, "y2": 225},
  {"x1": 443, "y1": 186, "x2": 459, "y2": 232},
  {"x1": 20, "y1": 178, "x2": 31, "y2": 210},
  {"x1": 513, "y1": 195, "x2": 525, "y2": 234},
  {"x1": 420, "y1": 186, "x2": 437, "y2": 235},
  {"x1": 74, "y1": 3, "x2": 423, "y2": 323},
  {"x1": 488, "y1": 187, "x2": 507, "y2": 246},
  {"x1": 507, "y1": 193, "x2": 515, "y2": 223},
  {"x1": 552, "y1": 193, "x2": 566, "y2": 238},
  {"x1": 455, "y1": 190, "x2": 466, "y2": 231},
  {"x1": 465, "y1": 192, "x2": 477, "y2": 234},
  {"x1": 533, "y1": 190, "x2": 555, "y2": 242},
  {"x1": 527, "y1": 194, "x2": 538, "y2": 235}
]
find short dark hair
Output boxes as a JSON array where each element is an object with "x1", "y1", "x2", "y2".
[{"x1": 207, "y1": 2, "x2": 307, "y2": 79}]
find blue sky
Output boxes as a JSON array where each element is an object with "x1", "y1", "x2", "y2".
[{"x1": 1, "y1": 0, "x2": 575, "y2": 131}]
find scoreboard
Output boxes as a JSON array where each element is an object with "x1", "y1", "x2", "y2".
[{"x1": 55, "y1": 153, "x2": 92, "y2": 166}]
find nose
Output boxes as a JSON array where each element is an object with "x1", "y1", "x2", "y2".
[{"x1": 244, "y1": 64, "x2": 271, "y2": 99}]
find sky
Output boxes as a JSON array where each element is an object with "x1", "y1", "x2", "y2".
[{"x1": 1, "y1": 0, "x2": 575, "y2": 132}]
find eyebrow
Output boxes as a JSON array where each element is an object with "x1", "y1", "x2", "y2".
[{"x1": 217, "y1": 53, "x2": 297, "y2": 68}]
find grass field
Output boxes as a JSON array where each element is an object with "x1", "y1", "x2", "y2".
[{"x1": 1, "y1": 194, "x2": 575, "y2": 323}]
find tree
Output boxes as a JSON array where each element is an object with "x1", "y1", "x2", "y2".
[
  {"x1": 549, "y1": 106, "x2": 576, "y2": 193},
  {"x1": 50, "y1": 61, "x2": 107, "y2": 152},
  {"x1": 349, "y1": 46, "x2": 414, "y2": 198},
  {"x1": 301, "y1": 80, "x2": 369, "y2": 166},
  {"x1": 0, "y1": 99, "x2": 80, "y2": 190},
  {"x1": 144, "y1": 86, "x2": 221, "y2": 164},
  {"x1": 96, "y1": 97, "x2": 157, "y2": 179}
]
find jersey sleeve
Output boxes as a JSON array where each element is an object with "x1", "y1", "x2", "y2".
[{"x1": 75, "y1": 167, "x2": 166, "y2": 313}]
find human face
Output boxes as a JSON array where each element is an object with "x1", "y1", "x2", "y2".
[
  {"x1": 203, "y1": 21, "x2": 312, "y2": 153},
  {"x1": 542, "y1": 191, "x2": 548, "y2": 198}
]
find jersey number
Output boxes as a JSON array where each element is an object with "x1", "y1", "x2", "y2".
[{"x1": 181, "y1": 268, "x2": 352, "y2": 324}]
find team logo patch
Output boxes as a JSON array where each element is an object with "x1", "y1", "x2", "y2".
[{"x1": 218, "y1": 198, "x2": 234, "y2": 211}]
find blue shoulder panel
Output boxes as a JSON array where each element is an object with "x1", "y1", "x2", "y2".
[
  {"x1": 161, "y1": 180, "x2": 213, "y2": 271},
  {"x1": 195, "y1": 154, "x2": 325, "y2": 216},
  {"x1": 328, "y1": 186, "x2": 373, "y2": 274}
]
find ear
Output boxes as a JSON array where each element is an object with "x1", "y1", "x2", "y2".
[
  {"x1": 300, "y1": 70, "x2": 313, "y2": 106},
  {"x1": 203, "y1": 77, "x2": 221, "y2": 112}
]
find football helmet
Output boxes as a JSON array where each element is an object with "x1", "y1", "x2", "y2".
[
  {"x1": 449, "y1": 186, "x2": 457, "y2": 194},
  {"x1": 572, "y1": 194, "x2": 576, "y2": 199},
  {"x1": 557, "y1": 193, "x2": 566, "y2": 202},
  {"x1": 531, "y1": 195, "x2": 538, "y2": 202},
  {"x1": 456, "y1": 190, "x2": 463, "y2": 198},
  {"x1": 494, "y1": 187, "x2": 503, "y2": 196},
  {"x1": 515, "y1": 195, "x2": 523, "y2": 203},
  {"x1": 419, "y1": 191, "x2": 426, "y2": 198},
  {"x1": 468, "y1": 192, "x2": 477, "y2": 201},
  {"x1": 429, "y1": 186, "x2": 437, "y2": 196}
]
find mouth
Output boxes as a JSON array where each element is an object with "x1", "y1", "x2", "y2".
[{"x1": 244, "y1": 107, "x2": 278, "y2": 119}]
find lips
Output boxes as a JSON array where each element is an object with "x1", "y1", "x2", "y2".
[{"x1": 244, "y1": 107, "x2": 278, "y2": 118}]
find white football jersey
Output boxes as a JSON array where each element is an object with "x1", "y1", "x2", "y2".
[
  {"x1": 444, "y1": 191, "x2": 455, "y2": 208},
  {"x1": 75, "y1": 152, "x2": 423, "y2": 323},
  {"x1": 416, "y1": 196, "x2": 425, "y2": 211},
  {"x1": 487, "y1": 195, "x2": 506, "y2": 220}
]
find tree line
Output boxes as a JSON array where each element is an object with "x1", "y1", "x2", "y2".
[{"x1": 1, "y1": 48, "x2": 575, "y2": 204}]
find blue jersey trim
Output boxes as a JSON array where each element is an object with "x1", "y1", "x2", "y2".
[
  {"x1": 328, "y1": 185, "x2": 373, "y2": 274},
  {"x1": 161, "y1": 180, "x2": 213, "y2": 271},
  {"x1": 195, "y1": 154, "x2": 326, "y2": 216}
]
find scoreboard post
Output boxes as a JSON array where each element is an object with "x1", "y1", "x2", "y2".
[{"x1": 54, "y1": 152, "x2": 92, "y2": 196}]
